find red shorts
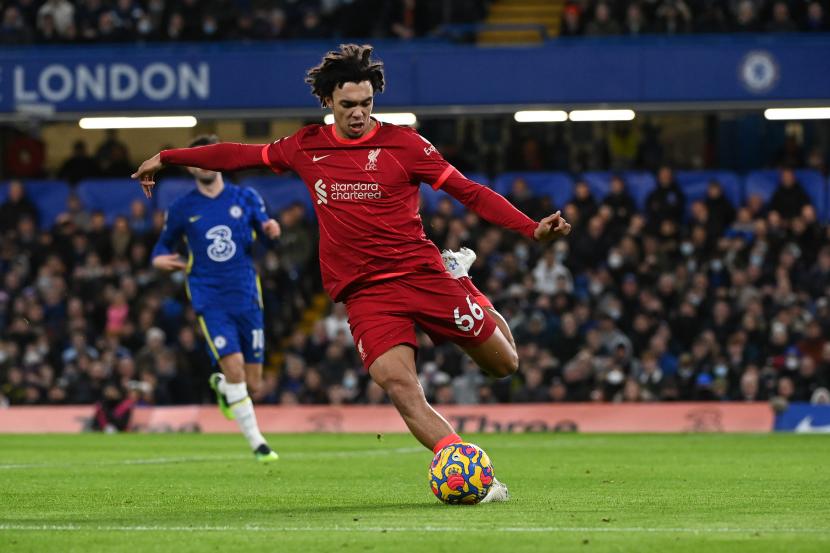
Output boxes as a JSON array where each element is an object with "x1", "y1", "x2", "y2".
[{"x1": 345, "y1": 270, "x2": 497, "y2": 369}]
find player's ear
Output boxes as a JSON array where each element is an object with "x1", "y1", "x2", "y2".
[{"x1": 324, "y1": 96, "x2": 333, "y2": 108}]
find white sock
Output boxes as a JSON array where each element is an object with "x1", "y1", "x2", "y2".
[{"x1": 224, "y1": 381, "x2": 267, "y2": 451}]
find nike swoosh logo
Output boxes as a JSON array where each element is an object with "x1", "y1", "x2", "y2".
[
  {"x1": 312, "y1": 154, "x2": 331, "y2": 162},
  {"x1": 188, "y1": 215, "x2": 201, "y2": 223},
  {"x1": 473, "y1": 325, "x2": 484, "y2": 337}
]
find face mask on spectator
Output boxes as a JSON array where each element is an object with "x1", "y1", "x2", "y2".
[
  {"x1": 786, "y1": 355, "x2": 800, "y2": 370},
  {"x1": 23, "y1": 350, "x2": 42, "y2": 366},
  {"x1": 607, "y1": 369, "x2": 624, "y2": 385},
  {"x1": 680, "y1": 242, "x2": 694, "y2": 256},
  {"x1": 138, "y1": 18, "x2": 152, "y2": 35},
  {"x1": 608, "y1": 252, "x2": 623, "y2": 269},
  {"x1": 343, "y1": 373, "x2": 357, "y2": 390}
]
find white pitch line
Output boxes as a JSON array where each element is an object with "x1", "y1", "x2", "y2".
[
  {"x1": 0, "y1": 446, "x2": 424, "y2": 471},
  {"x1": 0, "y1": 524, "x2": 828, "y2": 535}
]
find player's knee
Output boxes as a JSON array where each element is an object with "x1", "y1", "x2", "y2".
[
  {"x1": 371, "y1": 363, "x2": 419, "y2": 399},
  {"x1": 491, "y1": 350, "x2": 519, "y2": 379}
]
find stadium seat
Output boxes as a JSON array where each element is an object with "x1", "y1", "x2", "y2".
[
  {"x1": 580, "y1": 171, "x2": 657, "y2": 210},
  {"x1": 1, "y1": 179, "x2": 70, "y2": 229},
  {"x1": 675, "y1": 171, "x2": 742, "y2": 215},
  {"x1": 240, "y1": 176, "x2": 315, "y2": 216},
  {"x1": 492, "y1": 172, "x2": 574, "y2": 209},
  {"x1": 744, "y1": 169, "x2": 827, "y2": 222},
  {"x1": 155, "y1": 179, "x2": 198, "y2": 211},
  {"x1": 76, "y1": 179, "x2": 151, "y2": 222}
]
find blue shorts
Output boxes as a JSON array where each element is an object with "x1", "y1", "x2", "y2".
[{"x1": 197, "y1": 309, "x2": 265, "y2": 364}]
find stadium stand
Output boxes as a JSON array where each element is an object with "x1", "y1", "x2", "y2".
[{"x1": 2, "y1": 167, "x2": 828, "y2": 407}]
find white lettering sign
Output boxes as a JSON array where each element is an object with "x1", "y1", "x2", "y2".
[{"x1": 13, "y1": 62, "x2": 210, "y2": 105}]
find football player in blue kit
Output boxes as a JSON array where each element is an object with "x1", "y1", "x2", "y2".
[{"x1": 151, "y1": 135, "x2": 281, "y2": 462}]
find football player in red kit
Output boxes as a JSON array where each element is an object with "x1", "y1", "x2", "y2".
[{"x1": 132, "y1": 44, "x2": 571, "y2": 501}]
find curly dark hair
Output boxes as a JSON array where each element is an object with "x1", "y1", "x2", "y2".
[{"x1": 305, "y1": 44, "x2": 385, "y2": 107}]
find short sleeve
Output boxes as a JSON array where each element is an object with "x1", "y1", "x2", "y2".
[
  {"x1": 244, "y1": 187, "x2": 269, "y2": 225},
  {"x1": 404, "y1": 129, "x2": 459, "y2": 190},
  {"x1": 261, "y1": 131, "x2": 302, "y2": 175}
]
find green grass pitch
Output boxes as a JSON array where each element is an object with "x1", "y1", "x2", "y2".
[{"x1": 1, "y1": 433, "x2": 829, "y2": 552}]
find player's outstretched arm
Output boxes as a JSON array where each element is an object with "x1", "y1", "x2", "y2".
[
  {"x1": 440, "y1": 175, "x2": 571, "y2": 241},
  {"x1": 131, "y1": 143, "x2": 266, "y2": 198}
]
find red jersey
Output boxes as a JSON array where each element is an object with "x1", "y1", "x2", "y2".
[{"x1": 160, "y1": 120, "x2": 538, "y2": 302}]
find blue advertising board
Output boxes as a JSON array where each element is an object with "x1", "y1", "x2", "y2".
[
  {"x1": 774, "y1": 403, "x2": 830, "y2": 433},
  {"x1": 1, "y1": 35, "x2": 829, "y2": 114}
]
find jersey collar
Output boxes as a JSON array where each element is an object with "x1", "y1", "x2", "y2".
[{"x1": 329, "y1": 118, "x2": 381, "y2": 145}]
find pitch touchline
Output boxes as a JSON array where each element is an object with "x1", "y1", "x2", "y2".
[
  {"x1": 0, "y1": 524, "x2": 828, "y2": 535},
  {"x1": 0, "y1": 447, "x2": 424, "y2": 470}
]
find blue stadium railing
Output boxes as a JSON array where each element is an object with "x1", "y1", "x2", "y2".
[{"x1": 1, "y1": 170, "x2": 828, "y2": 229}]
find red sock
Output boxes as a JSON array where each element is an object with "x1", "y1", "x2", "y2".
[
  {"x1": 432, "y1": 433, "x2": 463, "y2": 454},
  {"x1": 457, "y1": 276, "x2": 493, "y2": 309}
]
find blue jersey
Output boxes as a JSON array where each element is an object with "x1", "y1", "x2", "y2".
[{"x1": 152, "y1": 184, "x2": 269, "y2": 314}]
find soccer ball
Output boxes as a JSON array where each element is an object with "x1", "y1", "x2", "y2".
[{"x1": 429, "y1": 442, "x2": 494, "y2": 504}]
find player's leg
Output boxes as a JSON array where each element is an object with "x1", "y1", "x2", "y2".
[
  {"x1": 368, "y1": 345, "x2": 459, "y2": 450},
  {"x1": 441, "y1": 248, "x2": 519, "y2": 378},
  {"x1": 347, "y1": 286, "x2": 463, "y2": 452},
  {"x1": 201, "y1": 311, "x2": 277, "y2": 462}
]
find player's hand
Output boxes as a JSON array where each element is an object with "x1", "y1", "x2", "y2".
[
  {"x1": 533, "y1": 211, "x2": 572, "y2": 242},
  {"x1": 131, "y1": 153, "x2": 164, "y2": 199},
  {"x1": 152, "y1": 254, "x2": 187, "y2": 272},
  {"x1": 261, "y1": 219, "x2": 281, "y2": 239}
]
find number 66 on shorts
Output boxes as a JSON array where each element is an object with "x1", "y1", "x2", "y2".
[{"x1": 454, "y1": 295, "x2": 485, "y2": 333}]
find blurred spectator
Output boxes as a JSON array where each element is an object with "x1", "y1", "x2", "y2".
[
  {"x1": 585, "y1": 2, "x2": 621, "y2": 35},
  {"x1": 37, "y1": 0, "x2": 75, "y2": 37},
  {"x1": 58, "y1": 140, "x2": 100, "y2": 185},
  {"x1": 0, "y1": 5, "x2": 33, "y2": 44},
  {"x1": 533, "y1": 248, "x2": 573, "y2": 295},
  {"x1": 601, "y1": 175, "x2": 636, "y2": 234},
  {"x1": 732, "y1": 0, "x2": 760, "y2": 32},
  {"x1": 654, "y1": 0, "x2": 692, "y2": 34},
  {"x1": 623, "y1": 3, "x2": 648, "y2": 35},
  {"x1": 805, "y1": 1, "x2": 828, "y2": 31},
  {"x1": 560, "y1": 4, "x2": 583, "y2": 36},
  {"x1": 91, "y1": 383, "x2": 136, "y2": 432},
  {"x1": 768, "y1": 169, "x2": 811, "y2": 220},
  {"x1": 569, "y1": 180, "x2": 599, "y2": 222},
  {"x1": 0, "y1": 180, "x2": 40, "y2": 233},
  {"x1": 766, "y1": 1, "x2": 799, "y2": 32},
  {"x1": 645, "y1": 166, "x2": 685, "y2": 232}
]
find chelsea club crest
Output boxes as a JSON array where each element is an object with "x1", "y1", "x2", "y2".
[{"x1": 739, "y1": 50, "x2": 779, "y2": 94}]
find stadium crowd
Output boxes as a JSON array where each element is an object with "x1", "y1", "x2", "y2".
[
  {"x1": 1, "y1": 163, "x2": 829, "y2": 411},
  {"x1": 0, "y1": 0, "x2": 486, "y2": 44},
  {"x1": 1, "y1": 0, "x2": 827, "y2": 46},
  {"x1": 561, "y1": 1, "x2": 830, "y2": 36}
]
